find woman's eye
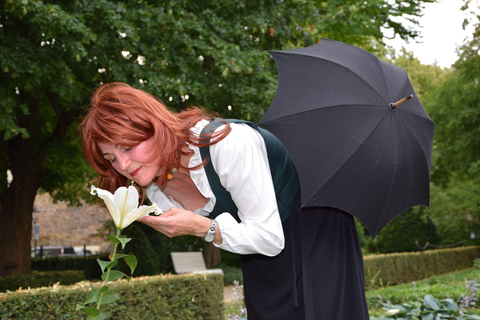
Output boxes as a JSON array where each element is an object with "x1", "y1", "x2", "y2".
[{"x1": 104, "y1": 156, "x2": 116, "y2": 163}]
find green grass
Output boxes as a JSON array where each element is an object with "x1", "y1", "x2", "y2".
[{"x1": 367, "y1": 267, "x2": 480, "y2": 317}]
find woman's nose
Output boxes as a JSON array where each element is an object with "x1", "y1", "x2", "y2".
[{"x1": 116, "y1": 154, "x2": 131, "y2": 171}]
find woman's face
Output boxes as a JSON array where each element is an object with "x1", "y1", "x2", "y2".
[{"x1": 98, "y1": 137, "x2": 160, "y2": 186}]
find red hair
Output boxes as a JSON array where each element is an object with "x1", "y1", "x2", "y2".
[{"x1": 80, "y1": 82, "x2": 230, "y2": 193}]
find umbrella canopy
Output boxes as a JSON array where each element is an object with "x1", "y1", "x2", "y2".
[{"x1": 259, "y1": 38, "x2": 435, "y2": 238}]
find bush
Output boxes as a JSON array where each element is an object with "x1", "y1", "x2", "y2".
[
  {"x1": 221, "y1": 251, "x2": 242, "y2": 268},
  {"x1": 218, "y1": 263, "x2": 244, "y2": 286},
  {"x1": 33, "y1": 254, "x2": 109, "y2": 280},
  {"x1": 370, "y1": 209, "x2": 439, "y2": 253},
  {"x1": 364, "y1": 246, "x2": 480, "y2": 286},
  {"x1": 0, "y1": 270, "x2": 85, "y2": 292},
  {"x1": 0, "y1": 273, "x2": 224, "y2": 319}
]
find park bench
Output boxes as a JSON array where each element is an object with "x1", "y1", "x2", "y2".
[{"x1": 170, "y1": 251, "x2": 223, "y2": 275}]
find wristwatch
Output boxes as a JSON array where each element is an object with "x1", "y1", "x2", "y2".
[{"x1": 203, "y1": 219, "x2": 217, "y2": 242}]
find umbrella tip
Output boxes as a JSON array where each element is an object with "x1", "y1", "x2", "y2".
[{"x1": 391, "y1": 94, "x2": 414, "y2": 109}]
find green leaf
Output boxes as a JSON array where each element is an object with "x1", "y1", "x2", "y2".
[
  {"x1": 94, "y1": 313, "x2": 108, "y2": 320},
  {"x1": 101, "y1": 270, "x2": 126, "y2": 283},
  {"x1": 420, "y1": 313, "x2": 434, "y2": 320},
  {"x1": 423, "y1": 295, "x2": 440, "y2": 311},
  {"x1": 108, "y1": 234, "x2": 121, "y2": 245},
  {"x1": 392, "y1": 304, "x2": 407, "y2": 312},
  {"x1": 98, "y1": 258, "x2": 118, "y2": 271},
  {"x1": 117, "y1": 236, "x2": 132, "y2": 249},
  {"x1": 441, "y1": 298, "x2": 458, "y2": 311},
  {"x1": 124, "y1": 255, "x2": 138, "y2": 275},
  {"x1": 97, "y1": 259, "x2": 112, "y2": 273},
  {"x1": 84, "y1": 287, "x2": 102, "y2": 304},
  {"x1": 110, "y1": 253, "x2": 131, "y2": 262},
  {"x1": 99, "y1": 292, "x2": 122, "y2": 305},
  {"x1": 75, "y1": 305, "x2": 100, "y2": 317},
  {"x1": 107, "y1": 259, "x2": 119, "y2": 270}
]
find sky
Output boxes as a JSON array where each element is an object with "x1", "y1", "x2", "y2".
[{"x1": 384, "y1": 0, "x2": 479, "y2": 68}]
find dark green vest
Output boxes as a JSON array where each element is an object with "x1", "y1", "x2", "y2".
[{"x1": 199, "y1": 119, "x2": 300, "y2": 223}]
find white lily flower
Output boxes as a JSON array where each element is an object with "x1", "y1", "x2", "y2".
[
  {"x1": 385, "y1": 308, "x2": 401, "y2": 316},
  {"x1": 90, "y1": 185, "x2": 162, "y2": 230}
]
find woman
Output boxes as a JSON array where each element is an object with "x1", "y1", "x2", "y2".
[{"x1": 81, "y1": 82, "x2": 369, "y2": 319}]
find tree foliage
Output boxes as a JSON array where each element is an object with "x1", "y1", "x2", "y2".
[
  {"x1": 392, "y1": 48, "x2": 450, "y2": 105},
  {"x1": 419, "y1": 3, "x2": 480, "y2": 246},
  {"x1": 0, "y1": 0, "x2": 433, "y2": 276}
]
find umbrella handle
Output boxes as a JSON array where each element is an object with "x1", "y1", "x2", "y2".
[{"x1": 390, "y1": 94, "x2": 414, "y2": 109}]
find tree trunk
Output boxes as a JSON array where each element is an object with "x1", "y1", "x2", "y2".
[
  {"x1": 0, "y1": 136, "x2": 44, "y2": 277},
  {"x1": 203, "y1": 242, "x2": 221, "y2": 268},
  {"x1": 0, "y1": 93, "x2": 46, "y2": 277}
]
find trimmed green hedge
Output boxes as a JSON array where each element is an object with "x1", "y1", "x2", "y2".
[
  {"x1": 364, "y1": 245, "x2": 480, "y2": 286},
  {"x1": 32, "y1": 254, "x2": 109, "y2": 280},
  {"x1": 0, "y1": 273, "x2": 224, "y2": 319},
  {"x1": 0, "y1": 270, "x2": 85, "y2": 293}
]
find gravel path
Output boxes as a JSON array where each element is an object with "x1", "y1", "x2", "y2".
[{"x1": 224, "y1": 285, "x2": 243, "y2": 302}]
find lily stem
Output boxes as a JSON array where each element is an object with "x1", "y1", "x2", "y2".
[{"x1": 95, "y1": 228, "x2": 121, "y2": 315}]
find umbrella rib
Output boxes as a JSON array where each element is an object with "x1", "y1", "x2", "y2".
[
  {"x1": 261, "y1": 103, "x2": 384, "y2": 123},
  {"x1": 324, "y1": 59, "x2": 388, "y2": 103},
  {"x1": 372, "y1": 115, "x2": 432, "y2": 236},
  {"x1": 276, "y1": 50, "x2": 389, "y2": 103},
  {"x1": 375, "y1": 157, "x2": 398, "y2": 238},
  {"x1": 397, "y1": 115, "x2": 433, "y2": 170},
  {"x1": 315, "y1": 108, "x2": 391, "y2": 194}
]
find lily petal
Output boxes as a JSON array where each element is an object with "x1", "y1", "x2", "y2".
[
  {"x1": 90, "y1": 185, "x2": 97, "y2": 196},
  {"x1": 91, "y1": 185, "x2": 162, "y2": 230},
  {"x1": 113, "y1": 187, "x2": 128, "y2": 229},
  {"x1": 119, "y1": 203, "x2": 162, "y2": 229},
  {"x1": 115, "y1": 186, "x2": 139, "y2": 214},
  {"x1": 91, "y1": 186, "x2": 121, "y2": 228}
]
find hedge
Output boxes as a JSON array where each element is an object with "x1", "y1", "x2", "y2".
[
  {"x1": 32, "y1": 254, "x2": 109, "y2": 280},
  {"x1": 364, "y1": 245, "x2": 480, "y2": 286},
  {"x1": 0, "y1": 270, "x2": 85, "y2": 293},
  {"x1": 0, "y1": 273, "x2": 224, "y2": 319}
]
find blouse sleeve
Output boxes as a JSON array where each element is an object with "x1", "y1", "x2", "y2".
[{"x1": 209, "y1": 123, "x2": 285, "y2": 256}]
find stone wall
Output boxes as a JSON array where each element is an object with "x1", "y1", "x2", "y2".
[{"x1": 31, "y1": 193, "x2": 113, "y2": 253}]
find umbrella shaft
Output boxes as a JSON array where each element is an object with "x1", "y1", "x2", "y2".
[{"x1": 391, "y1": 94, "x2": 413, "y2": 109}]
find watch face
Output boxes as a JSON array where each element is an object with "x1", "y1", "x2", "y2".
[{"x1": 204, "y1": 233, "x2": 215, "y2": 242}]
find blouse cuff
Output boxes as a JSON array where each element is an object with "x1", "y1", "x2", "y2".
[{"x1": 212, "y1": 212, "x2": 236, "y2": 248}]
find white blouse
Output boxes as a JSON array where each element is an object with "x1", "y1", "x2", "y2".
[{"x1": 146, "y1": 120, "x2": 285, "y2": 257}]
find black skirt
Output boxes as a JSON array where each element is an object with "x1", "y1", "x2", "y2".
[{"x1": 240, "y1": 203, "x2": 369, "y2": 320}]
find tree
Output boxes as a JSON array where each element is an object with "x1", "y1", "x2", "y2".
[
  {"x1": 0, "y1": 0, "x2": 433, "y2": 276},
  {"x1": 423, "y1": 3, "x2": 480, "y2": 245},
  {"x1": 392, "y1": 48, "x2": 449, "y2": 105}
]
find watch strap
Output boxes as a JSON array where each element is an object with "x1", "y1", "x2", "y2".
[{"x1": 203, "y1": 219, "x2": 217, "y2": 242}]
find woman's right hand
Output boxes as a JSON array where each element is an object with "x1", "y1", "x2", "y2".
[{"x1": 139, "y1": 207, "x2": 222, "y2": 244}]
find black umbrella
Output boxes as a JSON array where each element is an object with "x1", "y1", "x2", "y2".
[{"x1": 259, "y1": 38, "x2": 435, "y2": 238}]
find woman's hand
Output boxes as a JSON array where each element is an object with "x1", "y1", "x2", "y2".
[{"x1": 139, "y1": 207, "x2": 223, "y2": 244}]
